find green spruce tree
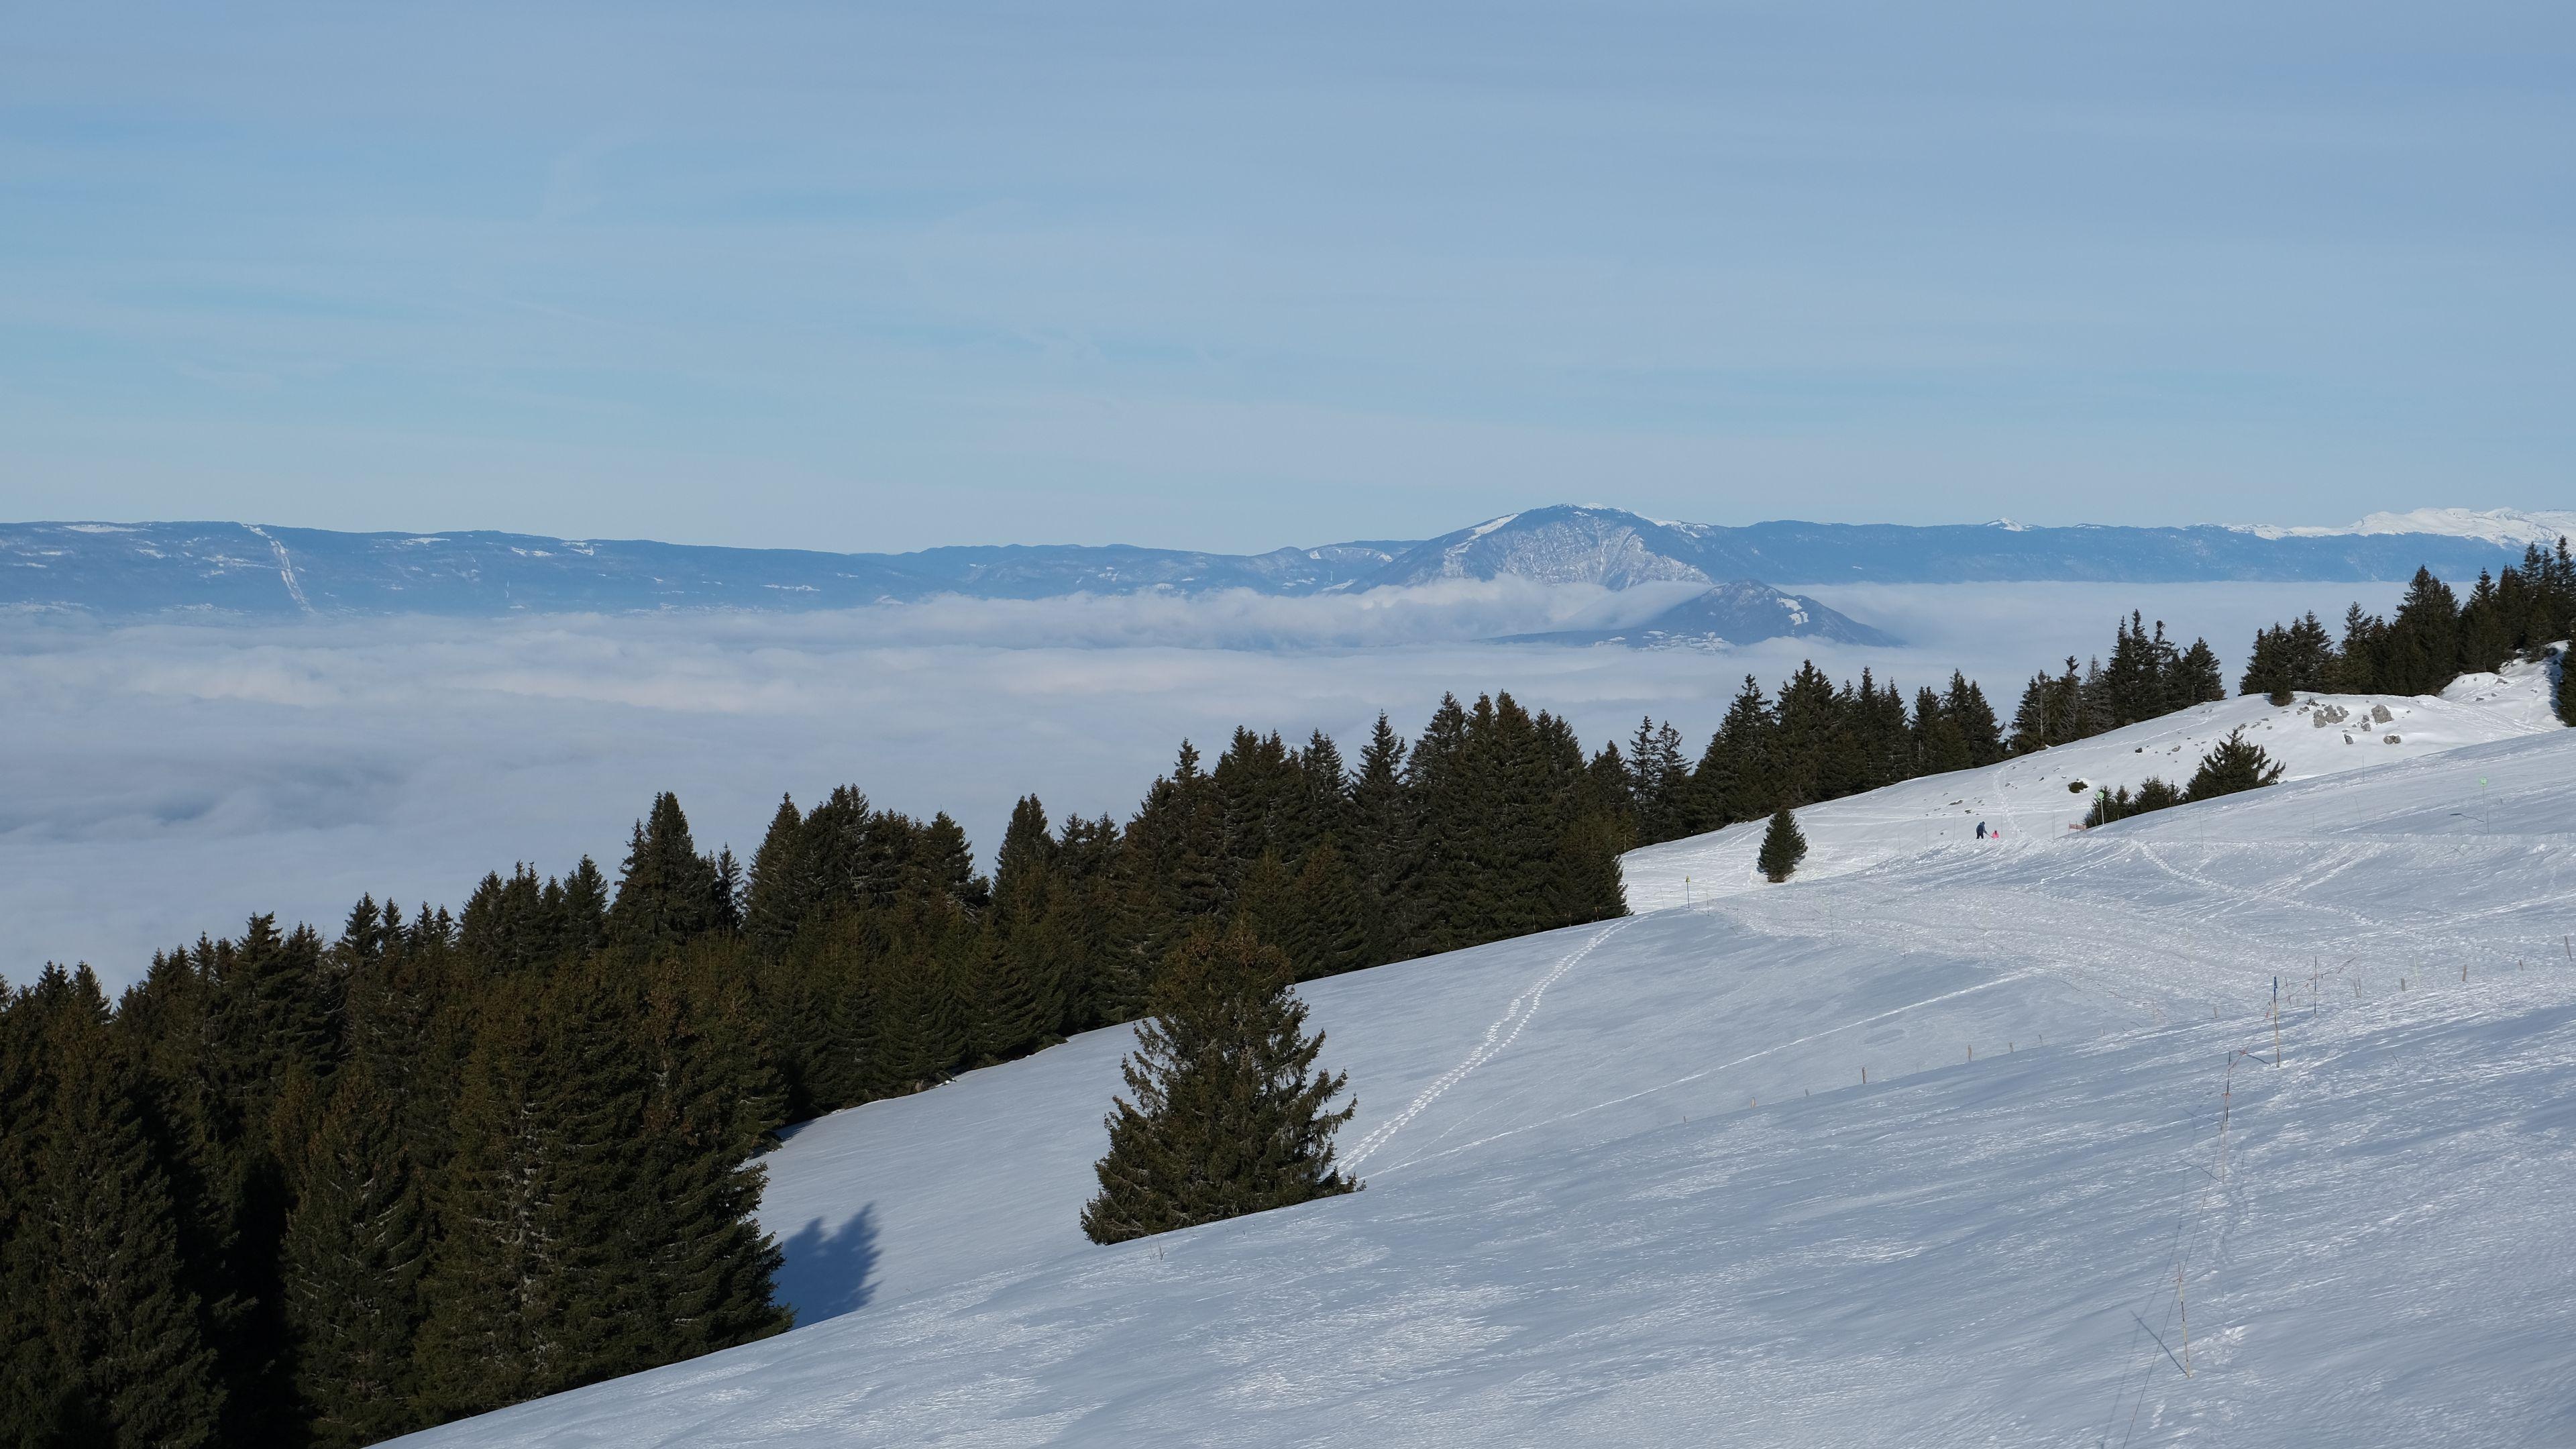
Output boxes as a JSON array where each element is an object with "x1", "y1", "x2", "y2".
[
  {"x1": 1758, "y1": 808, "x2": 1808, "y2": 883},
  {"x1": 1288, "y1": 842, "x2": 1375, "y2": 981},
  {"x1": 280, "y1": 1061, "x2": 428, "y2": 1447},
  {"x1": 2183, "y1": 728, "x2": 2288, "y2": 802},
  {"x1": 0, "y1": 967, "x2": 223, "y2": 1447},
  {"x1": 607, "y1": 793, "x2": 724, "y2": 957},
  {"x1": 1080, "y1": 927, "x2": 1358, "y2": 1244}
]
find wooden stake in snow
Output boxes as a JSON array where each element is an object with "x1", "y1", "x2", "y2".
[
  {"x1": 2273, "y1": 977, "x2": 2282, "y2": 1067},
  {"x1": 2220, "y1": 1063, "x2": 2232, "y2": 1159},
  {"x1": 2176, "y1": 1265, "x2": 2193, "y2": 1377}
]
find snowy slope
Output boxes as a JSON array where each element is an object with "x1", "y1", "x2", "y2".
[
  {"x1": 396, "y1": 686, "x2": 2576, "y2": 1448},
  {"x1": 1623, "y1": 651, "x2": 2567, "y2": 908}
]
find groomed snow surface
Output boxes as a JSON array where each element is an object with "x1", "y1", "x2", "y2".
[{"x1": 398, "y1": 663, "x2": 2576, "y2": 1448}]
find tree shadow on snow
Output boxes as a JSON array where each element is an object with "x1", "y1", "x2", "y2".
[{"x1": 775, "y1": 1205, "x2": 881, "y2": 1324}]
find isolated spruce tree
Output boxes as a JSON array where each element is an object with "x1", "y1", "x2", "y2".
[
  {"x1": 1080, "y1": 926, "x2": 1357, "y2": 1245},
  {"x1": 1758, "y1": 808, "x2": 1808, "y2": 883},
  {"x1": 2559, "y1": 646, "x2": 2576, "y2": 727},
  {"x1": 2184, "y1": 728, "x2": 2287, "y2": 802}
]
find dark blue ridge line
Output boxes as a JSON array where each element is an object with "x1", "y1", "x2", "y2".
[{"x1": 1, "y1": 508, "x2": 2546, "y2": 619}]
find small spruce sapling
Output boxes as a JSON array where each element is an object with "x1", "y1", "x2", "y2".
[
  {"x1": 2184, "y1": 728, "x2": 2287, "y2": 802},
  {"x1": 1758, "y1": 808, "x2": 1809, "y2": 883}
]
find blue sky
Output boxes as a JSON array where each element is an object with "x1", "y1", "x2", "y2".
[{"x1": 2, "y1": 1, "x2": 2568, "y2": 551}]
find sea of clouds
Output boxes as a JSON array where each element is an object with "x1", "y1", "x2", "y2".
[{"x1": 3, "y1": 579, "x2": 2407, "y2": 990}]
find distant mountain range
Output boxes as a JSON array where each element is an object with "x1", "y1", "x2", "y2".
[{"x1": 3, "y1": 505, "x2": 2567, "y2": 621}]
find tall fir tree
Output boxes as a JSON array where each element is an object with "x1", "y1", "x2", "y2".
[
  {"x1": 0, "y1": 967, "x2": 223, "y2": 1448},
  {"x1": 606, "y1": 792, "x2": 724, "y2": 957},
  {"x1": 744, "y1": 794, "x2": 812, "y2": 959},
  {"x1": 1911, "y1": 685, "x2": 1972, "y2": 775},
  {"x1": 1293, "y1": 729, "x2": 1356, "y2": 851},
  {"x1": 1288, "y1": 842, "x2": 1375, "y2": 982},
  {"x1": 1943, "y1": 672, "x2": 2004, "y2": 767},
  {"x1": 2385, "y1": 567, "x2": 2462, "y2": 695},
  {"x1": 1080, "y1": 927, "x2": 1358, "y2": 1245},
  {"x1": 623, "y1": 949, "x2": 794, "y2": 1363},
  {"x1": 990, "y1": 794, "x2": 1058, "y2": 928},
  {"x1": 1347, "y1": 713, "x2": 1418, "y2": 962},
  {"x1": 280, "y1": 1060, "x2": 428, "y2": 1448}
]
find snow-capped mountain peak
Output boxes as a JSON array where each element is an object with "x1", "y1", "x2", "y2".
[
  {"x1": 1374, "y1": 505, "x2": 1711, "y2": 589},
  {"x1": 2237, "y1": 507, "x2": 2576, "y2": 548}
]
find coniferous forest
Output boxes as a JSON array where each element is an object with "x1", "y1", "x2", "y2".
[
  {"x1": 4, "y1": 553, "x2": 2569, "y2": 1448},
  {"x1": 2238, "y1": 547, "x2": 2576, "y2": 704},
  {"x1": 2, "y1": 690, "x2": 1635, "y2": 1448}
]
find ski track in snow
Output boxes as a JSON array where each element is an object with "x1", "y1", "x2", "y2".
[
  {"x1": 1373, "y1": 963, "x2": 2047, "y2": 1177},
  {"x1": 1344, "y1": 917, "x2": 1633, "y2": 1172}
]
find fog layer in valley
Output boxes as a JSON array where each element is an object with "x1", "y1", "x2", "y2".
[{"x1": 3, "y1": 581, "x2": 2406, "y2": 990}]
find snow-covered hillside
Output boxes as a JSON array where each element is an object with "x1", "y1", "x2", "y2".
[
  {"x1": 396, "y1": 683, "x2": 2576, "y2": 1448},
  {"x1": 1625, "y1": 651, "x2": 2568, "y2": 906}
]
